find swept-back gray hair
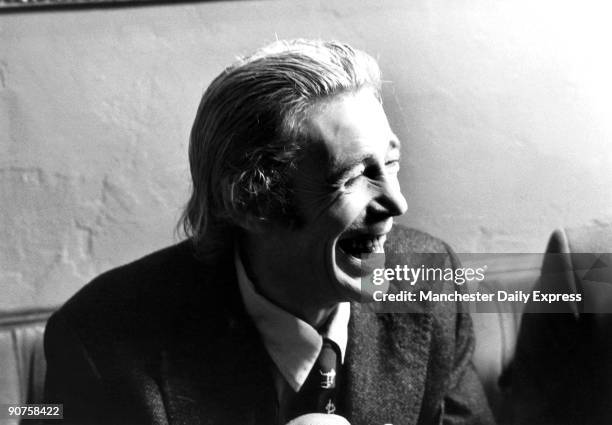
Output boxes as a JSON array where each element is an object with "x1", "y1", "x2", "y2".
[{"x1": 180, "y1": 39, "x2": 382, "y2": 258}]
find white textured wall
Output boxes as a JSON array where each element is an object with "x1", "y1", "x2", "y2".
[{"x1": 1, "y1": 0, "x2": 611, "y2": 311}]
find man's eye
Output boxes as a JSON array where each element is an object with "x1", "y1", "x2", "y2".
[
  {"x1": 345, "y1": 173, "x2": 363, "y2": 187},
  {"x1": 343, "y1": 165, "x2": 366, "y2": 187}
]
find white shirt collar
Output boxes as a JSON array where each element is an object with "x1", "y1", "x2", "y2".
[{"x1": 234, "y1": 248, "x2": 350, "y2": 392}]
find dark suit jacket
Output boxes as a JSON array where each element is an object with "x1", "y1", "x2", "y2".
[{"x1": 44, "y1": 226, "x2": 494, "y2": 425}]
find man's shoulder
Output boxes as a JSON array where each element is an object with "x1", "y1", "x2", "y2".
[
  {"x1": 380, "y1": 226, "x2": 467, "y2": 349},
  {"x1": 61, "y1": 240, "x2": 199, "y2": 309},
  {"x1": 47, "y1": 240, "x2": 230, "y2": 348}
]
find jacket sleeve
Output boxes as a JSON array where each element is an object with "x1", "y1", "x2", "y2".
[
  {"x1": 44, "y1": 312, "x2": 109, "y2": 425},
  {"x1": 441, "y1": 246, "x2": 496, "y2": 425}
]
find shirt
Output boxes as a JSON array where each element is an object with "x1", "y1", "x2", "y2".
[{"x1": 234, "y1": 248, "x2": 350, "y2": 398}]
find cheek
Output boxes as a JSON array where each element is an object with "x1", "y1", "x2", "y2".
[
  {"x1": 325, "y1": 187, "x2": 372, "y2": 230},
  {"x1": 297, "y1": 181, "x2": 374, "y2": 236}
]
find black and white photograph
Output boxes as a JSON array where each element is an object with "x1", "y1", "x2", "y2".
[{"x1": 1, "y1": 1, "x2": 612, "y2": 424}]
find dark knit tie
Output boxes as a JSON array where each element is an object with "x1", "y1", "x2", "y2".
[{"x1": 287, "y1": 338, "x2": 342, "y2": 420}]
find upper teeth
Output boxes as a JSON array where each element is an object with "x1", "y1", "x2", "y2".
[{"x1": 347, "y1": 235, "x2": 384, "y2": 253}]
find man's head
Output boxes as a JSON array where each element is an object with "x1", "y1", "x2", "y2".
[
  {"x1": 182, "y1": 39, "x2": 384, "y2": 255},
  {"x1": 182, "y1": 39, "x2": 407, "y2": 319}
]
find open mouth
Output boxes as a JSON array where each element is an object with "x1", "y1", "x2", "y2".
[
  {"x1": 334, "y1": 232, "x2": 388, "y2": 283},
  {"x1": 337, "y1": 234, "x2": 386, "y2": 259}
]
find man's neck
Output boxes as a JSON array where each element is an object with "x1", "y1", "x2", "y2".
[{"x1": 238, "y1": 244, "x2": 337, "y2": 330}]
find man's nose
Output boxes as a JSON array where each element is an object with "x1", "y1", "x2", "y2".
[{"x1": 370, "y1": 178, "x2": 408, "y2": 218}]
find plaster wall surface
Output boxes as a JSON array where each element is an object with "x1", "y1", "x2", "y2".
[{"x1": 1, "y1": 0, "x2": 611, "y2": 311}]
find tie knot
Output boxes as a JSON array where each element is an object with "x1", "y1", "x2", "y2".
[{"x1": 322, "y1": 337, "x2": 341, "y2": 358}]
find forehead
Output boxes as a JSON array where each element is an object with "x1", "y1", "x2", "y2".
[{"x1": 303, "y1": 89, "x2": 397, "y2": 169}]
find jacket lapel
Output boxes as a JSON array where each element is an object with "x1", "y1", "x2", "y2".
[
  {"x1": 345, "y1": 302, "x2": 433, "y2": 425},
  {"x1": 160, "y1": 323, "x2": 276, "y2": 425},
  {"x1": 158, "y1": 261, "x2": 277, "y2": 425}
]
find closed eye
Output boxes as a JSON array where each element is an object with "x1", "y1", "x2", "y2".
[
  {"x1": 344, "y1": 165, "x2": 366, "y2": 187},
  {"x1": 347, "y1": 160, "x2": 400, "y2": 186},
  {"x1": 340, "y1": 152, "x2": 400, "y2": 189}
]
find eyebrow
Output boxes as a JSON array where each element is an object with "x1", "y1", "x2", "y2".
[{"x1": 326, "y1": 139, "x2": 401, "y2": 184}]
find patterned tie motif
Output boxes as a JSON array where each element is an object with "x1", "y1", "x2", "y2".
[{"x1": 287, "y1": 338, "x2": 342, "y2": 420}]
